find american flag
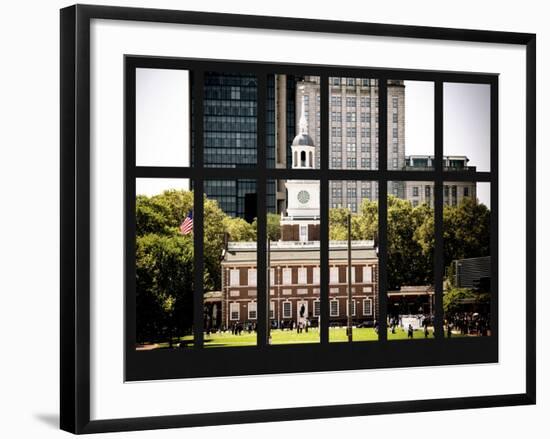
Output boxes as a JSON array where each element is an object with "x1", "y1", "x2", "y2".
[{"x1": 179, "y1": 211, "x2": 193, "y2": 235}]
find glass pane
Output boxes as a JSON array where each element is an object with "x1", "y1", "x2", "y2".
[
  {"x1": 268, "y1": 75, "x2": 321, "y2": 169},
  {"x1": 202, "y1": 72, "x2": 257, "y2": 168},
  {"x1": 329, "y1": 180, "x2": 379, "y2": 342},
  {"x1": 136, "y1": 68, "x2": 191, "y2": 167},
  {"x1": 444, "y1": 83, "x2": 491, "y2": 172},
  {"x1": 135, "y1": 178, "x2": 194, "y2": 350},
  {"x1": 267, "y1": 179, "x2": 321, "y2": 345},
  {"x1": 388, "y1": 80, "x2": 435, "y2": 171},
  {"x1": 387, "y1": 181, "x2": 435, "y2": 340},
  {"x1": 329, "y1": 77, "x2": 379, "y2": 170},
  {"x1": 205, "y1": 179, "x2": 257, "y2": 347},
  {"x1": 443, "y1": 182, "x2": 491, "y2": 337}
]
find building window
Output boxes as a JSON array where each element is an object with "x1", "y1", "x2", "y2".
[
  {"x1": 230, "y1": 290, "x2": 239, "y2": 297},
  {"x1": 313, "y1": 266, "x2": 320, "y2": 284},
  {"x1": 313, "y1": 300, "x2": 321, "y2": 317},
  {"x1": 363, "y1": 265, "x2": 372, "y2": 283},
  {"x1": 230, "y1": 303, "x2": 240, "y2": 321},
  {"x1": 269, "y1": 301, "x2": 275, "y2": 319},
  {"x1": 330, "y1": 266, "x2": 339, "y2": 283},
  {"x1": 283, "y1": 302, "x2": 292, "y2": 318},
  {"x1": 393, "y1": 113, "x2": 398, "y2": 123},
  {"x1": 298, "y1": 267, "x2": 307, "y2": 284},
  {"x1": 464, "y1": 186, "x2": 470, "y2": 197},
  {"x1": 392, "y1": 128, "x2": 398, "y2": 138},
  {"x1": 392, "y1": 96, "x2": 398, "y2": 108},
  {"x1": 412, "y1": 186, "x2": 419, "y2": 197},
  {"x1": 346, "y1": 97, "x2": 356, "y2": 107},
  {"x1": 248, "y1": 302, "x2": 257, "y2": 320},
  {"x1": 230, "y1": 269, "x2": 240, "y2": 286},
  {"x1": 392, "y1": 158, "x2": 398, "y2": 169},
  {"x1": 346, "y1": 112, "x2": 356, "y2": 122},
  {"x1": 282, "y1": 267, "x2": 292, "y2": 285},
  {"x1": 363, "y1": 298, "x2": 373, "y2": 316},
  {"x1": 248, "y1": 268, "x2": 257, "y2": 286},
  {"x1": 347, "y1": 299, "x2": 356, "y2": 317},
  {"x1": 330, "y1": 300, "x2": 339, "y2": 317}
]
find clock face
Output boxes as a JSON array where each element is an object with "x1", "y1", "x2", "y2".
[{"x1": 297, "y1": 190, "x2": 310, "y2": 204}]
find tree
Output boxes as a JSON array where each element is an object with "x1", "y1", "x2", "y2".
[
  {"x1": 443, "y1": 197, "x2": 490, "y2": 267},
  {"x1": 135, "y1": 233, "x2": 194, "y2": 345},
  {"x1": 386, "y1": 196, "x2": 433, "y2": 290},
  {"x1": 267, "y1": 213, "x2": 282, "y2": 241}
]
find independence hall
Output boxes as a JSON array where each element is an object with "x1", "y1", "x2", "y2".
[{"x1": 210, "y1": 93, "x2": 379, "y2": 329}]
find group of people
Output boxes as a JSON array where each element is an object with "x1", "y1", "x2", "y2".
[
  {"x1": 445, "y1": 312, "x2": 490, "y2": 337},
  {"x1": 388, "y1": 315, "x2": 434, "y2": 338},
  {"x1": 229, "y1": 321, "x2": 257, "y2": 335}
]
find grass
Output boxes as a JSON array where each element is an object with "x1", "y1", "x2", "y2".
[{"x1": 149, "y1": 327, "x2": 439, "y2": 348}]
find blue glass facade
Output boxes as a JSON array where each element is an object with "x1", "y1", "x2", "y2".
[{"x1": 192, "y1": 72, "x2": 293, "y2": 218}]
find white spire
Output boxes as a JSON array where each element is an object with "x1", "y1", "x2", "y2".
[{"x1": 299, "y1": 90, "x2": 308, "y2": 135}]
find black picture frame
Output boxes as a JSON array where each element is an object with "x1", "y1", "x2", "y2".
[{"x1": 60, "y1": 4, "x2": 536, "y2": 434}]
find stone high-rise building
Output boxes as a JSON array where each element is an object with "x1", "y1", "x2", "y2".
[{"x1": 296, "y1": 77, "x2": 405, "y2": 211}]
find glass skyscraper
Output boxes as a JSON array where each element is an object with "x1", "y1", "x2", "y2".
[{"x1": 193, "y1": 72, "x2": 288, "y2": 218}]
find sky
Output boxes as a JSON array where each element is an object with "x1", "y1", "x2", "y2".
[
  {"x1": 135, "y1": 71, "x2": 491, "y2": 207},
  {"x1": 405, "y1": 80, "x2": 491, "y2": 207}
]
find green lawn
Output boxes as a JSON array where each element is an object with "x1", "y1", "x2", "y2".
[
  {"x1": 139, "y1": 326, "x2": 473, "y2": 349},
  {"x1": 170, "y1": 327, "x2": 435, "y2": 348}
]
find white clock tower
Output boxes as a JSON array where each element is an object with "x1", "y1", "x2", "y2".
[{"x1": 280, "y1": 90, "x2": 320, "y2": 242}]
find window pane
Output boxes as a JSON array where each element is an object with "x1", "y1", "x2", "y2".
[
  {"x1": 135, "y1": 178, "x2": 194, "y2": 349},
  {"x1": 329, "y1": 180, "x2": 379, "y2": 342},
  {"x1": 202, "y1": 72, "x2": 257, "y2": 168},
  {"x1": 206, "y1": 179, "x2": 258, "y2": 347},
  {"x1": 443, "y1": 182, "x2": 491, "y2": 337},
  {"x1": 387, "y1": 181, "x2": 435, "y2": 340},
  {"x1": 388, "y1": 80, "x2": 435, "y2": 171},
  {"x1": 444, "y1": 83, "x2": 491, "y2": 172},
  {"x1": 268, "y1": 75, "x2": 321, "y2": 169},
  {"x1": 268, "y1": 179, "x2": 321, "y2": 345},
  {"x1": 330, "y1": 77, "x2": 378, "y2": 170},
  {"x1": 136, "y1": 68, "x2": 191, "y2": 167}
]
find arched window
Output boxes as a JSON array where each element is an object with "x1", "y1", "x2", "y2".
[{"x1": 300, "y1": 150, "x2": 306, "y2": 167}]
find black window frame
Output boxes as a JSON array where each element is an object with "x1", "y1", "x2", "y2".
[{"x1": 124, "y1": 56, "x2": 499, "y2": 382}]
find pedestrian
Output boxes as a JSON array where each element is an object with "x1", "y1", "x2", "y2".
[{"x1": 407, "y1": 324, "x2": 414, "y2": 339}]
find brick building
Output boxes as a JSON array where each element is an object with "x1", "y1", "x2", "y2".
[{"x1": 217, "y1": 95, "x2": 378, "y2": 329}]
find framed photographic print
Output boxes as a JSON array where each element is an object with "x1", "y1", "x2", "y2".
[{"x1": 60, "y1": 4, "x2": 536, "y2": 434}]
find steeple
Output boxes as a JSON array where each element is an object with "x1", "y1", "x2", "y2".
[{"x1": 291, "y1": 86, "x2": 316, "y2": 169}]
